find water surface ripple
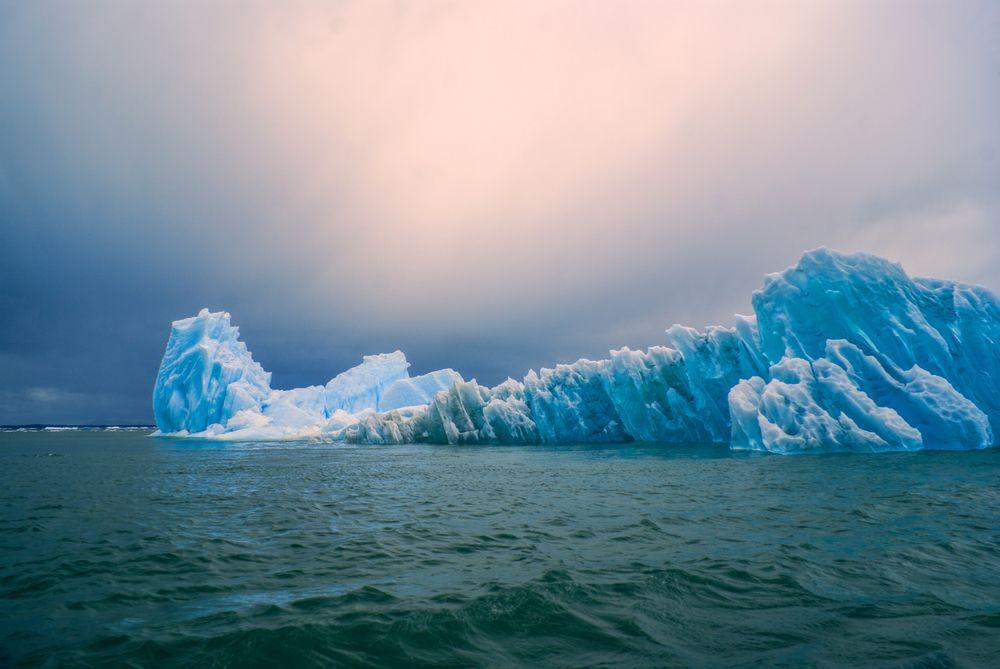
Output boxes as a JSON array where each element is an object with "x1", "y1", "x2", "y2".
[{"x1": 1, "y1": 432, "x2": 998, "y2": 667}]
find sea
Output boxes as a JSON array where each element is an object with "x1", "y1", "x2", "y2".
[{"x1": 1, "y1": 430, "x2": 998, "y2": 667}]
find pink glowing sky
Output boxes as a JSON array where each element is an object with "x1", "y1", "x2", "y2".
[{"x1": 1, "y1": 0, "x2": 998, "y2": 422}]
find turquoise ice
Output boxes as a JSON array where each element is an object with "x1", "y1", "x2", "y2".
[{"x1": 152, "y1": 250, "x2": 998, "y2": 453}]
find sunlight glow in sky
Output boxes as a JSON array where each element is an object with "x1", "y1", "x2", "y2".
[{"x1": 1, "y1": 0, "x2": 998, "y2": 423}]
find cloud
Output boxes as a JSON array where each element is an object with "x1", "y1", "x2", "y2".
[
  {"x1": 25, "y1": 387, "x2": 65, "y2": 403},
  {"x1": 1, "y1": 0, "x2": 998, "y2": 422},
  {"x1": 840, "y1": 200, "x2": 1000, "y2": 284}
]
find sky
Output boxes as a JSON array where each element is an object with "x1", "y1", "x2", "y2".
[{"x1": 1, "y1": 0, "x2": 998, "y2": 424}]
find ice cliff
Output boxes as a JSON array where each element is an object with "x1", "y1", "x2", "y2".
[
  {"x1": 152, "y1": 310, "x2": 272, "y2": 434},
  {"x1": 152, "y1": 250, "x2": 999, "y2": 453}
]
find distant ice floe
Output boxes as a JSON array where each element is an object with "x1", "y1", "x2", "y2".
[{"x1": 151, "y1": 249, "x2": 999, "y2": 453}]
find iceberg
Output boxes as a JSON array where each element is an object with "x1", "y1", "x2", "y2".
[
  {"x1": 378, "y1": 368, "x2": 464, "y2": 411},
  {"x1": 152, "y1": 249, "x2": 999, "y2": 453},
  {"x1": 152, "y1": 309, "x2": 271, "y2": 434},
  {"x1": 151, "y1": 310, "x2": 466, "y2": 440},
  {"x1": 323, "y1": 352, "x2": 409, "y2": 414}
]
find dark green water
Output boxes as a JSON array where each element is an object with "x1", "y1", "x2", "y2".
[{"x1": 1, "y1": 431, "x2": 998, "y2": 668}]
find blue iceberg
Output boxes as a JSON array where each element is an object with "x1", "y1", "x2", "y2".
[
  {"x1": 152, "y1": 249, "x2": 999, "y2": 453},
  {"x1": 152, "y1": 310, "x2": 271, "y2": 434},
  {"x1": 151, "y1": 312, "x2": 465, "y2": 440}
]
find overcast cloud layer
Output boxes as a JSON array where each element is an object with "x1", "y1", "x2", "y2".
[{"x1": 1, "y1": 0, "x2": 998, "y2": 424}]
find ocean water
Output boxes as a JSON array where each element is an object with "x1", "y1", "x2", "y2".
[{"x1": 1, "y1": 431, "x2": 998, "y2": 668}]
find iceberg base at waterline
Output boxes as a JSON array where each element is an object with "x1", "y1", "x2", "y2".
[{"x1": 151, "y1": 249, "x2": 1000, "y2": 453}]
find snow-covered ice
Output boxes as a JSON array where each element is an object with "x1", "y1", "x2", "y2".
[{"x1": 152, "y1": 249, "x2": 999, "y2": 453}]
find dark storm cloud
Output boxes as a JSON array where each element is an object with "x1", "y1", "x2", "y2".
[{"x1": 1, "y1": 1, "x2": 998, "y2": 424}]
